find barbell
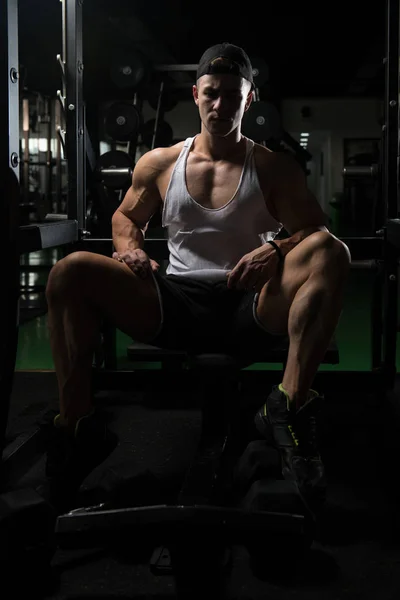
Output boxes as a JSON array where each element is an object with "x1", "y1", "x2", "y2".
[{"x1": 96, "y1": 150, "x2": 134, "y2": 190}]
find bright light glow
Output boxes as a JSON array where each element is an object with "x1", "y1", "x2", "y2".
[
  {"x1": 100, "y1": 141, "x2": 112, "y2": 154},
  {"x1": 300, "y1": 132, "x2": 309, "y2": 137},
  {"x1": 38, "y1": 138, "x2": 48, "y2": 152}
]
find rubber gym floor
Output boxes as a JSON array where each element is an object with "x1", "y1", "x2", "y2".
[{"x1": 6, "y1": 248, "x2": 400, "y2": 599}]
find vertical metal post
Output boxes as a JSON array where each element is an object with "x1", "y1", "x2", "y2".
[
  {"x1": 22, "y1": 98, "x2": 30, "y2": 204},
  {"x1": 54, "y1": 97, "x2": 63, "y2": 213},
  {"x1": 0, "y1": 0, "x2": 20, "y2": 461},
  {"x1": 64, "y1": 0, "x2": 85, "y2": 232},
  {"x1": 45, "y1": 97, "x2": 52, "y2": 213},
  {"x1": 382, "y1": 0, "x2": 399, "y2": 388},
  {"x1": 152, "y1": 80, "x2": 165, "y2": 149}
]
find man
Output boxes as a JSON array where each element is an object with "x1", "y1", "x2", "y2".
[{"x1": 45, "y1": 42, "x2": 351, "y2": 513}]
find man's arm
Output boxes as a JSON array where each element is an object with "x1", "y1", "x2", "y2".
[
  {"x1": 267, "y1": 152, "x2": 329, "y2": 257},
  {"x1": 111, "y1": 152, "x2": 163, "y2": 254}
]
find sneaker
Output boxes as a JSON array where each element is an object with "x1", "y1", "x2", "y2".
[
  {"x1": 43, "y1": 410, "x2": 119, "y2": 514},
  {"x1": 254, "y1": 385, "x2": 310, "y2": 490},
  {"x1": 295, "y1": 391, "x2": 327, "y2": 506}
]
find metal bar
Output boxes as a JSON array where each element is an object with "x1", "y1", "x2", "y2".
[
  {"x1": 22, "y1": 98, "x2": 29, "y2": 203},
  {"x1": 383, "y1": 228, "x2": 398, "y2": 388},
  {"x1": 381, "y1": 0, "x2": 399, "y2": 389},
  {"x1": 342, "y1": 165, "x2": 378, "y2": 178},
  {"x1": 64, "y1": 0, "x2": 85, "y2": 232},
  {"x1": 55, "y1": 505, "x2": 304, "y2": 549},
  {"x1": 152, "y1": 79, "x2": 164, "y2": 150},
  {"x1": 20, "y1": 160, "x2": 56, "y2": 167},
  {"x1": 384, "y1": 0, "x2": 399, "y2": 221},
  {"x1": 0, "y1": 0, "x2": 20, "y2": 468},
  {"x1": 99, "y1": 168, "x2": 132, "y2": 177},
  {"x1": 371, "y1": 262, "x2": 384, "y2": 369},
  {"x1": 45, "y1": 97, "x2": 52, "y2": 207},
  {"x1": 154, "y1": 64, "x2": 198, "y2": 72}
]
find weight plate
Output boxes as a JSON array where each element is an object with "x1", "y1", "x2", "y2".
[
  {"x1": 142, "y1": 119, "x2": 174, "y2": 149},
  {"x1": 97, "y1": 150, "x2": 134, "y2": 189},
  {"x1": 242, "y1": 100, "x2": 282, "y2": 141},
  {"x1": 109, "y1": 51, "x2": 147, "y2": 90},
  {"x1": 250, "y1": 56, "x2": 269, "y2": 88},
  {"x1": 104, "y1": 102, "x2": 141, "y2": 141}
]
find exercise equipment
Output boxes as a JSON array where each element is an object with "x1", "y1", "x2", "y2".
[
  {"x1": 96, "y1": 150, "x2": 134, "y2": 190},
  {"x1": 109, "y1": 50, "x2": 147, "y2": 90},
  {"x1": 233, "y1": 439, "x2": 281, "y2": 493},
  {"x1": 142, "y1": 118, "x2": 174, "y2": 148},
  {"x1": 241, "y1": 100, "x2": 282, "y2": 141},
  {"x1": 250, "y1": 55, "x2": 269, "y2": 87},
  {"x1": 242, "y1": 479, "x2": 312, "y2": 527},
  {"x1": 104, "y1": 102, "x2": 141, "y2": 142},
  {"x1": 55, "y1": 358, "x2": 312, "y2": 595},
  {"x1": 2, "y1": 0, "x2": 400, "y2": 596}
]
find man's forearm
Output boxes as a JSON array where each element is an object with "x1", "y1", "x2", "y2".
[
  {"x1": 112, "y1": 210, "x2": 144, "y2": 253},
  {"x1": 277, "y1": 226, "x2": 328, "y2": 257}
]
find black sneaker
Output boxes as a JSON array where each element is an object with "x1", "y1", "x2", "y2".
[
  {"x1": 254, "y1": 386, "x2": 309, "y2": 489},
  {"x1": 295, "y1": 391, "x2": 327, "y2": 506},
  {"x1": 43, "y1": 410, "x2": 119, "y2": 514}
]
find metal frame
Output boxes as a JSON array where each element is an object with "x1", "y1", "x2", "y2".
[
  {"x1": 382, "y1": 0, "x2": 400, "y2": 387},
  {"x1": 0, "y1": 0, "x2": 20, "y2": 456},
  {"x1": 0, "y1": 0, "x2": 79, "y2": 472},
  {"x1": 62, "y1": 0, "x2": 397, "y2": 392},
  {"x1": 64, "y1": 0, "x2": 85, "y2": 233}
]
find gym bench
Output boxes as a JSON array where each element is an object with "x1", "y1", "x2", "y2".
[{"x1": 55, "y1": 340, "x2": 339, "y2": 587}]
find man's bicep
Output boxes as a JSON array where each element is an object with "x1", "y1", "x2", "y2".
[
  {"x1": 116, "y1": 158, "x2": 163, "y2": 229},
  {"x1": 271, "y1": 155, "x2": 328, "y2": 235}
]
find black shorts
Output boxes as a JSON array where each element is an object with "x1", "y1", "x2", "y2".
[{"x1": 149, "y1": 271, "x2": 289, "y2": 362}]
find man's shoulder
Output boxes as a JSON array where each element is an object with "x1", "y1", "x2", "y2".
[
  {"x1": 253, "y1": 144, "x2": 303, "y2": 177},
  {"x1": 137, "y1": 140, "x2": 187, "y2": 173}
]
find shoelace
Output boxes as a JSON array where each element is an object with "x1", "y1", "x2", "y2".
[{"x1": 288, "y1": 423, "x2": 300, "y2": 448}]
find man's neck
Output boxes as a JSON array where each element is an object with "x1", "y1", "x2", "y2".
[{"x1": 194, "y1": 129, "x2": 245, "y2": 161}]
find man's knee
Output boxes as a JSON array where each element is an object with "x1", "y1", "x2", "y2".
[
  {"x1": 46, "y1": 251, "x2": 91, "y2": 302},
  {"x1": 307, "y1": 230, "x2": 351, "y2": 270}
]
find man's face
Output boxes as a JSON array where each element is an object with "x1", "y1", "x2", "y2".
[{"x1": 193, "y1": 74, "x2": 253, "y2": 137}]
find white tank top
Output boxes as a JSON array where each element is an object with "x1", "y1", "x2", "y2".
[{"x1": 161, "y1": 136, "x2": 283, "y2": 282}]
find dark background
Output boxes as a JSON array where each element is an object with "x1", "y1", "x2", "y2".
[{"x1": 18, "y1": 0, "x2": 386, "y2": 101}]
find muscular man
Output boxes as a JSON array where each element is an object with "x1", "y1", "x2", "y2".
[{"x1": 45, "y1": 43, "x2": 351, "y2": 512}]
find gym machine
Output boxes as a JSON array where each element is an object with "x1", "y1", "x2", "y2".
[
  {"x1": 50, "y1": 0, "x2": 400, "y2": 587},
  {"x1": 0, "y1": 0, "x2": 399, "y2": 596}
]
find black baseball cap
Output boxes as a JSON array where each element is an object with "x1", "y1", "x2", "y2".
[{"x1": 196, "y1": 42, "x2": 254, "y2": 88}]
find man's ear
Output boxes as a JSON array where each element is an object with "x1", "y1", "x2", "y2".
[
  {"x1": 193, "y1": 84, "x2": 199, "y2": 106},
  {"x1": 244, "y1": 89, "x2": 254, "y2": 112}
]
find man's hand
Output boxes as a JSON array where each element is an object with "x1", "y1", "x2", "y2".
[
  {"x1": 112, "y1": 249, "x2": 160, "y2": 278},
  {"x1": 226, "y1": 244, "x2": 282, "y2": 291}
]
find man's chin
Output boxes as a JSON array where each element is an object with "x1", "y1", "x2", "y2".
[{"x1": 207, "y1": 121, "x2": 234, "y2": 136}]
